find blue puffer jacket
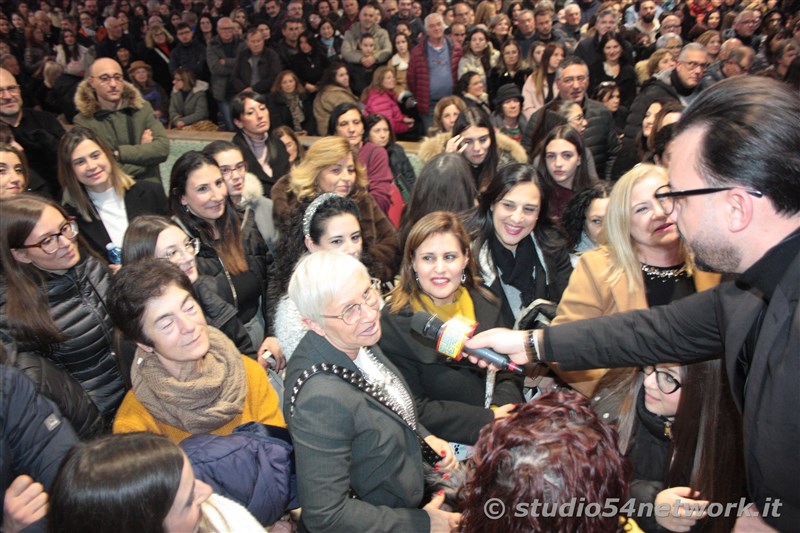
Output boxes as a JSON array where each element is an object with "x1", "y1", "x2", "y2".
[{"x1": 180, "y1": 422, "x2": 298, "y2": 526}]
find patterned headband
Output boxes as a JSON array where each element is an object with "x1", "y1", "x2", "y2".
[{"x1": 302, "y1": 192, "x2": 340, "y2": 238}]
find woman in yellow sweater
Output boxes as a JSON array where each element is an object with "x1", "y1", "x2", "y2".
[{"x1": 107, "y1": 258, "x2": 284, "y2": 443}]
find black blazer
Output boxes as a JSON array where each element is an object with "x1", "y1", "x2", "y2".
[
  {"x1": 379, "y1": 288, "x2": 524, "y2": 444},
  {"x1": 64, "y1": 180, "x2": 168, "y2": 259},
  {"x1": 232, "y1": 131, "x2": 291, "y2": 198}
]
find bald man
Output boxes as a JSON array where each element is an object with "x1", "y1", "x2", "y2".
[{"x1": 74, "y1": 58, "x2": 169, "y2": 182}]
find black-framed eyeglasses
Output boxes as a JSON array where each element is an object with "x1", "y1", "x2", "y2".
[
  {"x1": 642, "y1": 365, "x2": 682, "y2": 394},
  {"x1": 18, "y1": 218, "x2": 79, "y2": 254},
  {"x1": 654, "y1": 184, "x2": 763, "y2": 215},
  {"x1": 158, "y1": 238, "x2": 200, "y2": 263},
  {"x1": 323, "y1": 278, "x2": 381, "y2": 325}
]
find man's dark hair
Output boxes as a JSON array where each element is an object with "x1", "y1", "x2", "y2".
[
  {"x1": 175, "y1": 22, "x2": 191, "y2": 32},
  {"x1": 674, "y1": 76, "x2": 800, "y2": 215},
  {"x1": 282, "y1": 16, "x2": 304, "y2": 29}
]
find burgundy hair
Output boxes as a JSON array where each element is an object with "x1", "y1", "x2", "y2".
[{"x1": 459, "y1": 391, "x2": 632, "y2": 533}]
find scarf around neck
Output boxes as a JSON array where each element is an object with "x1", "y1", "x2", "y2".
[
  {"x1": 131, "y1": 326, "x2": 247, "y2": 434},
  {"x1": 489, "y1": 232, "x2": 543, "y2": 309}
]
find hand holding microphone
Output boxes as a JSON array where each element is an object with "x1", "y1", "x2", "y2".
[{"x1": 410, "y1": 312, "x2": 525, "y2": 374}]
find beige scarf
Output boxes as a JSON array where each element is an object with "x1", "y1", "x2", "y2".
[{"x1": 131, "y1": 327, "x2": 247, "y2": 434}]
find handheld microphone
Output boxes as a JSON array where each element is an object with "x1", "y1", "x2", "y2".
[{"x1": 410, "y1": 312, "x2": 524, "y2": 374}]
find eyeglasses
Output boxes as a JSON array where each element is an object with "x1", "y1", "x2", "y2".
[
  {"x1": 158, "y1": 238, "x2": 200, "y2": 263},
  {"x1": 219, "y1": 161, "x2": 247, "y2": 177},
  {"x1": 0, "y1": 84, "x2": 21, "y2": 94},
  {"x1": 322, "y1": 278, "x2": 381, "y2": 325},
  {"x1": 654, "y1": 184, "x2": 763, "y2": 215},
  {"x1": 18, "y1": 219, "x2": 79, "y2": 254},
  {"x1": 642, "y1": 365, "x2": 682, "y2": 394},
  {"x1": 679, "y1": 60, "x2": 710, "y2": 71},
  {"x1": 93, "y1": 73, "x2": 124, "y2": 85}
]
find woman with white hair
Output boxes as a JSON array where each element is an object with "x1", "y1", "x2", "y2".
[{"x1": 284, "y1": 251, "x2": 460, "y2": 532}]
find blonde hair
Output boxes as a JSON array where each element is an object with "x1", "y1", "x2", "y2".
[
  {"x1": 145, "y1": 24, "x2": 174, "y2": 48},
  {"x1": 287, "y1": 136, "x2": 368, "y2": 201},
  {"x1": 474, "y1": 1, "x2": 496, "y2": 26},
  {"x1": 601, "y1": 164, "x2": 692, "y2": 291}
]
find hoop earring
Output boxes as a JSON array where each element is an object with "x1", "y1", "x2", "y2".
[{"x1": 461, "y1": 271, "x2": 466, "y2": 283}]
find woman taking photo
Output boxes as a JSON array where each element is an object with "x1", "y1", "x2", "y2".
[
  {"x1": 0, "y1": 194, "x2": 125, "y2": 422},
  {"x1": 284, "y1": 251, "x2": 459, "y2": 531},
  {"x1": 270, "y1": 136, "x2": 400, "y2": 282},
  {"x1": 109, "y1": 259, "x2": 285, "y2": 442},
  {"x1": 522, "y1": 42, "x2": 565, "y2": 119},
  {"x1": 471, "y1": 163, "x2": 572, "y2": 327},
  {"x1": 57, "y1": 126, "x2": 168, "y2": 261},
  {"x1": 168, "y1": 151, "x2": 276, "y2": 360},
  {"x1": 380, "y1": 211, "x2": 523, "y2": 446},
  {"x1": 549, "y1": 164, "x2": 719, "y2": 397},
  {"x1": 328, "y1": 103, "x2": 404, "y2": 224},
  {"x1": 312, "y1": 61, "x2": 357, "y2": 135},
  {"x1": 231, "y1": 91, "x2": 291, "y2": 198},
  {"x1": 535, "y1": 124, "x2": 597, "y2": 221}
]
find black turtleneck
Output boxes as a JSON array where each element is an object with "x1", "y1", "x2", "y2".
[{"x1": 669, "y1": 68, "x2": 696, "y2": 97}]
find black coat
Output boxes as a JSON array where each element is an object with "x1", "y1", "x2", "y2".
[
  {"x1": 230, "y1": 47, "x2": 284, "y2": 95},
  {"x1": 63, "y1": 180, "x2": 169, "y2": 259},
  {"x1": 288, "y1": 48, "x2": 328, "y2": 88},
  {"x1": 11, "y1": 108, "x2": 66, "y2": 199},
  {"x1": 0, "y1": 255, "x2": 126, "y2": 421},
  {"x1": 264, "y1": 91, "x2": 315, "y2": 133},
  {"x1": 232, "y1": 131, "x2": 291, "y2": 198},
  {"x1": 379, "y1": 289, "x2": 524, "y2": 444}
]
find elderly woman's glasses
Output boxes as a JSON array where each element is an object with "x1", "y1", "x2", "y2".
[
  {"x1": 323, "y1": 278, "x2": 381, "y2": 325},
  {"x1": 19, "y1": 219, "x2": 79, "y2": 254},
  {"x1": 642, "y1": 365, "x2": 681, "y2": 394},
  {"x1": 159, "y1": 238, "x2": 200, "y2": 263},
  {"x1": 654, "y1": 184, "x2": 763, "y2": 215}
]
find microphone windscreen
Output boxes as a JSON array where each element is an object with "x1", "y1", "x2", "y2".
[{"x1": 410, "y1": 312, "x2": 444, "y2": 339}]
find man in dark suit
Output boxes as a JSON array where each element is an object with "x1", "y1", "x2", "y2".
[{"x1": 468, "y1": 77, "x2": 800, "y2": 533}]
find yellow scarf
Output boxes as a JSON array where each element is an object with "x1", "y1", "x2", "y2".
[{"x1": 411, "y1": 287, "x2": 476, "y2": 323}]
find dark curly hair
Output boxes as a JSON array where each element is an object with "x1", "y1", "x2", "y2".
[
  {"x1": 458, "y1": 391, "x2": 632, "y2": 533},
  {"x1": 560, "y1": 182, "x2": 613, "y2": 251}
]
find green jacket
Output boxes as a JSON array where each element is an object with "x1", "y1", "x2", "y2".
[{"x1": 74, "y1": 79, "x2": 169, "y2": 181}]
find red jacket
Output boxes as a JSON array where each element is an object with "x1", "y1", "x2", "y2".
[
  {"x1": 363, "y1": 89, "x2": 411, "y2": 134},
  {"x1": 407, "y1": 37, "x2": 462, "y2": 115}
]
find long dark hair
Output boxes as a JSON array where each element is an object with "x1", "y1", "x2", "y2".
[
  {"x1": 318, "y1": 61, "x2": 349, "y2": 90},
  {"x1": 120, "y1": 214, "x2": 175, "y2": 265},
  {"x1": 599, "y1": 31, "x2": 629, "y2": 65},
  {"x1": 327, "y1": 101, "x2": 361, "y2": 136},
  {"x1": 398, "y1": 152, "x2": 477, "y2": 247},
  {"x1": 471, "y1": 163, "x2": 561, "y2": 257},
  {"x1": 451, "y1": 106, "x2": 499, "y2": 191},
  {"x1": 0, "y1": 194, "x2": 75, "y2": 351},
  {"x1": 536, "y1": 125, "x2": 597, "y2": 205},
  {"x1": 168, "y1": 151, "x2": 248, "y2": 275},
  {"x1": 48, "y1": 433, "x2": 185, "y2": 533}
]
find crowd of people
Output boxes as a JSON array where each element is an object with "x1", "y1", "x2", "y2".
[{"x1": 1, "y1": 0, "x2": 799, "y2": 531}]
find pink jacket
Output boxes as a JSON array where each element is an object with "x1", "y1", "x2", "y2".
[{"x1": 363, "y1": 89, "x2": 411, "y2": 134}]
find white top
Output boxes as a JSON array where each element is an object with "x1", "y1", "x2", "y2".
[
  {"x1": 201, "y1": 493, "x2": 267, "y2": 532},
  {"x1": 87, "y1": 187, "x2": 128, "y2": 247}
]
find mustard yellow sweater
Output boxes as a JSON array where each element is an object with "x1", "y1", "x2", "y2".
[{"x1": 113, "y1": 356, "x2": 285, "y2": 443}]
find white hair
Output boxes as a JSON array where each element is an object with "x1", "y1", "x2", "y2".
[{"x1": 288, "y1": 251, "x2": 369, "y2": 325}]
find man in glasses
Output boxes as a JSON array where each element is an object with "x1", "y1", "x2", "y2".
[
  {"x1": 0, "y1": 67, "x2": 64, "y2": 198},
  {"x1": 723, "y1": 9, "x2": 762, "y2": 52},
  {"x1": 468, "y1": 76, "x2": 800, "y2": 532},
  {"x1": 613, "y1": 43, "x2": 709, "y2": 178},
  {"x1": 74, "y1": 58, "x2": 169, "y2": 183}
]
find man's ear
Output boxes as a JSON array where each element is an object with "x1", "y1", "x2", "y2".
[
  {"x1": 726, "y1": 188, "x2": 755, "y2": 233},
  {"x1": 9, "y1": 248, "x2": 32, "y2": 264},
  {"x1": 302, "y1": 316, "x2": 326, "y2": 337}
]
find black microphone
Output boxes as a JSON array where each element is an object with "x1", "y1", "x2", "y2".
[{"x1": 410, "y1": 312, "x2": 524, "y2": 374}]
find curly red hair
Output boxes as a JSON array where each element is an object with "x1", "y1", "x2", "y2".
[{"x1": 458, "y1": 391, "x2": 632, "y2": 533}]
